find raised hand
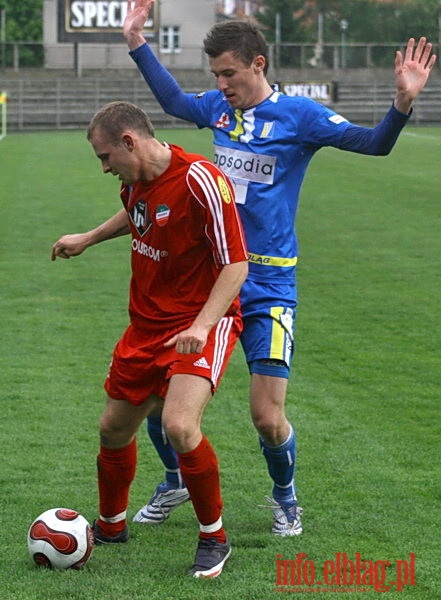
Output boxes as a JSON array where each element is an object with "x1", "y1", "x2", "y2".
[
  {"x1": 124, "y1": 0, "x2": 155, "y2": 49},
  {"x1": 394, "y1": 37, "x2": 437, "y2": 113}
]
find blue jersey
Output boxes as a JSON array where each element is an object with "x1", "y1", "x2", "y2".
[
  {"x1": 178, "y1": 89, "x2": 351, "y2": 282},
  {"x1": 131, "y1": 43, "x2": 410, "y2": 285}
]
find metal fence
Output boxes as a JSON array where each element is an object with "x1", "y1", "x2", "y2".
[
  {"x1": 2, "y1": 41, "x2": 440, "y2": 72},
  {"x1": 2, "y1": 40, "x2": 441, "y2": 132},
  {"x1": 2, "y1": 75, "x2": 441, "y2": 132}
]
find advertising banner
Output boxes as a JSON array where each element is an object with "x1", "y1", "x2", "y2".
[{"x1": 58, "y1": 0, "x2": 158, "y2": 43}]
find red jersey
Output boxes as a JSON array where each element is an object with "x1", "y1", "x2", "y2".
[{"x1": 120, "y1": 143, "x2": 248, "y2": 331}]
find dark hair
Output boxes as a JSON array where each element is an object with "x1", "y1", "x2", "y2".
[
  {"x1": 203, "y1": 20, "x2": 269, "y2": 75},
  {"x1": 87, "y1": 101, "x2": 155, "y2": 144}
]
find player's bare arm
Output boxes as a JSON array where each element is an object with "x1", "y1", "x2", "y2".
[
  {"x1": 394, "y1": 37, "x2": 436, "y2": 114},
  {"x1": 51, "y1": 208, "x2": 130, "y2": 260},
  {"x1": 124, "y1": 0, "x2": 155, "y2": 50},
  {"x1": 165, "y1": 260, "x2": 248, "y2": 354}
]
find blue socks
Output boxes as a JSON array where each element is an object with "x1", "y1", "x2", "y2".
[
  {"x1": 147, "y1": 416, "x2": 185, "y2": 489},
  {"x1": 148, "y1": 414, "x2": 297, "y2": 503},
  {"x1": 260, "y1": 425, "x2": 297, "y2": 504}
]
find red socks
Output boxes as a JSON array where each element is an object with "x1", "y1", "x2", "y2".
[
  {"x1": 178, "y1": 435, "x2": 226, "y2": 543},
  {"x1": 96, "y1": 438, "x2": 137, "y2": 536},
  {"x1": 96, "y1": 435, "x2": 226, "y2": 543}
]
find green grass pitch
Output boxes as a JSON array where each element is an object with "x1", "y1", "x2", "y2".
[{"x1": 0, "y1": 126, "x2": 440, "y2": 599}]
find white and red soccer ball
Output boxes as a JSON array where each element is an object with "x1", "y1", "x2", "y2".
[{"x1": 28, "y1": 508, "x2": 94, "y2": 569}]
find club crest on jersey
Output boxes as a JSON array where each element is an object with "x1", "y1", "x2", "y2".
[
  {"x1": 129, "y1": 199, "x2": 151, "y2": 237},
  {"x1": 156, "y1": 204, "x2": 170, "y2": 227},
  {"x1": 215, "y1": 113, "x2": 230, "y2": 129},
  {"x1": 261, "y1": 121, "x2": 275, "y2": 138}
]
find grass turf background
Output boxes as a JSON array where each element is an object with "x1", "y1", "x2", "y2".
[{"x1": 1, "y1": 126, "x2": 440, "y2": 599}]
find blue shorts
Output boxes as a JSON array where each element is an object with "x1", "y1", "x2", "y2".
[{"x1": 239, "y1": 278, "x2": 297, "y2": 378}]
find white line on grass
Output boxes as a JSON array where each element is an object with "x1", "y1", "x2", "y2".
[{"x1": 402, "y1": 131, "x2": 441, "y2": 142}]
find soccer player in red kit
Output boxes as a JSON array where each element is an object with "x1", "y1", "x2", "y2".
[{"x1": 51, "y1": 101, "x2": 248, "y2": 578}]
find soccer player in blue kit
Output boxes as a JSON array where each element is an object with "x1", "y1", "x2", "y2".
[{"x1": 123, "y1": 0, "x2": 436, "y2": 537}]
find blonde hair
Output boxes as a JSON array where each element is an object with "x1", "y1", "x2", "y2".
[{"x1": 87, "y1": 101, "x2": 155, "y2": 144}]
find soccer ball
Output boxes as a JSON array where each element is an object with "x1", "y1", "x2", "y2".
[{"x1": 27, "y1": 508, "x2": 94, "y2": 569}]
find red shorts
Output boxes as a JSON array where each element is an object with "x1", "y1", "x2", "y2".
[{"x1": 104, "y1": 314, "x2": 242, "y2": 406}]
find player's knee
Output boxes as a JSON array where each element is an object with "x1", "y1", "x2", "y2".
[
  {"x1": 252, "y1": 412, "x2": 279, "y2": 438},
  {"x1": 99, "y1": 414, "x2": 129, "y2": 448},
  {"x1": 163, "y1": 419, "x2": 192, "y2": 450},
  {"x1": 251, "y1": 409, "x2": 290, "y2": 446}
]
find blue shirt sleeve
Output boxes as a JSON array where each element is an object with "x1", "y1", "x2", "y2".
[
  {"x1": 130, "y1": 43, "x2": 205, "y2": 125},
  {"x1": 339, "y1": 104, "x2": 411, "y2": 155}
]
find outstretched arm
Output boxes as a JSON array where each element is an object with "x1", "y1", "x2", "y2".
[
  {"x1": 123, "y1": 0, "x2": 200, "y2": 123},
  {"x1": 393, "y1": 37, "x2": 436, "y2": 114},
  {"x1": 51, "y1": 208, "x2": 130, "y2": 261},
  {"x1": 339, "y1": 37, "x2": 436, "y2": 156}
]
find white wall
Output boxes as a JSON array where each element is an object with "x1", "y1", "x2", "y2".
[{"x1": 43, "y1": 0, "x2": 216, "y2": 70}]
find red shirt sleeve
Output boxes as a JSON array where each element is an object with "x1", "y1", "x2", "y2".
[{"x1": 186, "y1": 160, "x2": 248, "y2": 267}]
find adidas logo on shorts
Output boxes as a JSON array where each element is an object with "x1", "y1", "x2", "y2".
[{"x1": 193, "y1": 357, "x2": 211, "y2": 369}]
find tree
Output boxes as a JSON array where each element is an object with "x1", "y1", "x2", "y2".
[
  {"x1": 258, "y1": 0, "x2": 310, "y2": 67},
  {"x1": 0, "y1": 0, "x2": 43, "y2": 42},
  {"x1": 260, "y1": 0, "x2": 441, "y2": 45},
  {"x1": 258, "y1": 0, "x2": 307, "y2": 42}
]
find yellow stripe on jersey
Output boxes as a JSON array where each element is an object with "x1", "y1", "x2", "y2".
[
  {"x1": 248, "y1": 252, "x2": 298, "y2": 267},
  {"x1": 230, "y1": 109, "x2": 245, "y2": 142},
  {"x1": 270, "y1": 307, "x2": 294, "y2": 363}
]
